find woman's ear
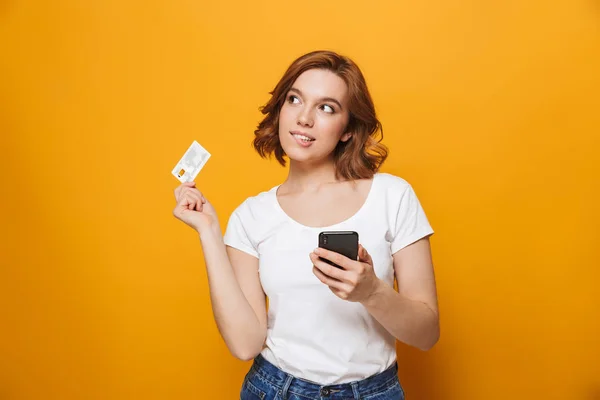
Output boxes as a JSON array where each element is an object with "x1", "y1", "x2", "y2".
[{"x1": 340, "y1": 132, "x2": 353, "y2": 142}]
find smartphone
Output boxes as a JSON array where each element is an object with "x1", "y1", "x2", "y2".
[{"x1": 318, "y1": 231, "x2": 359, "y2": 269}]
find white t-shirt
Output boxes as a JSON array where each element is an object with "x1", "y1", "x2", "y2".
[{"x1": 223, "y1": 172, "x2": 434, "y2": 384}]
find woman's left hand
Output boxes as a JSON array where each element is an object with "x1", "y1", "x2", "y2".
[{"x1": 309, "y1": 244, "x2": 382, "y2": 303}]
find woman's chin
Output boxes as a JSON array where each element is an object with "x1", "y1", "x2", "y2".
[
  {"x1": 287, "y1": 153, "x2": 334, "y2": 167},
  {"x1": 282, "y1": 142, "x2": 335, "y2": 165}
]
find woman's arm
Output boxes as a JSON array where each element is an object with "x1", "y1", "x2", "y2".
[
  {"x1": 199, "y1": 228, "x2": 267, "y2": 360},
  {"x1": 173, "y1": 182, "x2": 267, "y2": 360},
  {"x1": 361, "y1": 237, "x2": 439, "y2": 350},
  {"x1": 311, "y1": 236, "x2": 439, "y2": 351}
]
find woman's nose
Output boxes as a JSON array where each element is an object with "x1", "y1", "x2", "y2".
[{"x1": 297, "y1": 108, "x2": 314, "y2": 127}]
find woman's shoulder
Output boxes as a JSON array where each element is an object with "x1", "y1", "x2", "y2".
[
  {"x1": 231, "y1": 182, "x2": 279, "y2": 216},
  {"x1": 375, "y1": 172, "x2": 412, "y2": 192}
]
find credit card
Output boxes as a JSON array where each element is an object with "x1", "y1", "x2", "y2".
[{"x1": 171, "y1": 140, "x2": 211, "y2": 183}]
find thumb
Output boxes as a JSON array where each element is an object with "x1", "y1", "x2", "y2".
[{"x1": 358, "y1": 244, "x2": 371, "y2": 262}]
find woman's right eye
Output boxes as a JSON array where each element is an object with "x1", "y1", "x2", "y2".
[{"x1": 287, "y1": 95, "x2": 300, "y2": 104}]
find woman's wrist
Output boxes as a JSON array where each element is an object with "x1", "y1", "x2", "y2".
[
  {"x1": 198, "y1": 224, "x2": 222, "y2": 242},
  {"x1": 360, "y1": 278, "x2": 388, "y2": 308}
]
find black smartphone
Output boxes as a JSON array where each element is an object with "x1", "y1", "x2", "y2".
[{"x1": 318, "y1": 231, "x2": 359, "y2": 269}]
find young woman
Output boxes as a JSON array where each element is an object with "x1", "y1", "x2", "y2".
[{"x1": 173, "y1": 50, "x2": 439, "y2": 400}]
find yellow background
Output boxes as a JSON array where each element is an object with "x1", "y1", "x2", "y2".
[{"x1": 1, "y1": 1, "x2": 599, "y2": 399}]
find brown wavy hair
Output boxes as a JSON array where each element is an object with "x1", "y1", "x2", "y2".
[{"x1": 253, "y1": 50, "x2": 388, "y2": 181}]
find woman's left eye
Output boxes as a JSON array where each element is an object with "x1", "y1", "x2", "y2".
[{"x1": 321, "y1": 104, "x2": 334, "y2": 113}]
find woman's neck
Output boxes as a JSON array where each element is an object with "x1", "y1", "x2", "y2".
[{"x1": 282, "y1": 159, "x2": 342, "y2": 194}]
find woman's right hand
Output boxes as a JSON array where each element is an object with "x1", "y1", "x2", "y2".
[{"x1": 172, "y1": 181, "x2": 220, "y2": 235}]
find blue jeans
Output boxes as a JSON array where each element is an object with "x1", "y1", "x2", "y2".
[{"x1": 240, "y1": 354, "x2": 405, "y2": 400}]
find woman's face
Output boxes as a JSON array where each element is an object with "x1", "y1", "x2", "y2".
[{"x1": 278, "y1": 68, "x2": 351, "y2": 164}]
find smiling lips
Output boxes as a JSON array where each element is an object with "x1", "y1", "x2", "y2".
[{"x1": 290, "y1": 131, "x2": 315, "y2": 147}]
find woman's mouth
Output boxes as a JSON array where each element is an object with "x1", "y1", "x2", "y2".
[{"x1": 290, "y1": 131, "x2": 315, "y2": 147}]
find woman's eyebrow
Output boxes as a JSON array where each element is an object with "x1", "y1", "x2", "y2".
[{"x1": 289, "y1": 87, "x2": 343, "y2": 110}]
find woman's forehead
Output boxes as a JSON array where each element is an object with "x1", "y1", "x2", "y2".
[{"x1": 291, "y1": 69, "x2": 349, "y2": 102}]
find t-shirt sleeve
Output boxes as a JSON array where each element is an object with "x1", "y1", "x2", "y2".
[
  {"x1": 390, "y1": 184, "x2": 435, "y2": 254},
  {"x1": 223, "y1": 202, "x2": 259, "y2": 258}
]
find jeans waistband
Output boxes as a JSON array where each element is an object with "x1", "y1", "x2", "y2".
[{"x1": 251, "y1": 353, "x2": 399, "y2": 399}]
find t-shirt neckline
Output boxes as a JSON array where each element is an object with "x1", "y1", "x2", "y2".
[{"x1": 271, "y1": 173, "x2": 379, "y2": 230}]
